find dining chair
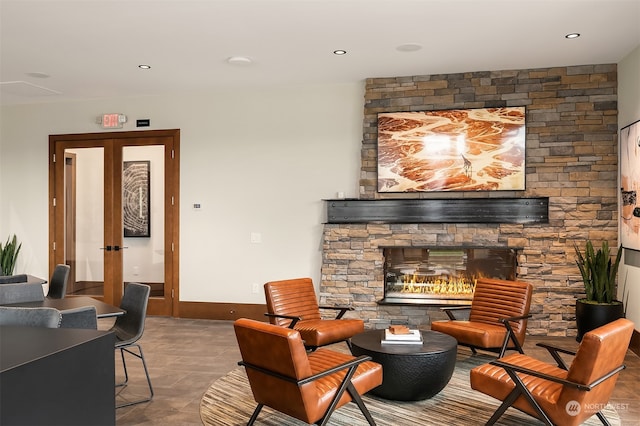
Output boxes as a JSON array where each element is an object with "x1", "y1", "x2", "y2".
[
  {"x1": 110, "y1": 282, "x2": 153, "y2": 408},
  {"x1": 0, "y1": 306, "x2": 62, "y2": 328},
  {"x1": 47, "y1": 264, "x2": 70, "y2": 299},
  {"x1": 264, "y1": 277, "x2": 364, "y2": 350},
  {"x1": 60, "y1": 305, "x2": 98, "y2": 329}
]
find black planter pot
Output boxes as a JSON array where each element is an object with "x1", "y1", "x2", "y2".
[{"x1": 575, "y1": 299, "x2": 625, "y2": 342}]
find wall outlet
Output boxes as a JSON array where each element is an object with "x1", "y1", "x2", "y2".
[
  {"x1": 250, "y1": 232, "x2": 262, "y2": 243},
  {"x1": 252, "y1": 283, "x2": 260, "y2": 294}
]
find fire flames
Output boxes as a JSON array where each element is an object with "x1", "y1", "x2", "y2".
[{"x1": 400, "y1": 274, "x2": 475, "y2": 295}]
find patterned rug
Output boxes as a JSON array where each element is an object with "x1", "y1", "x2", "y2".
[{"x1": 200, "y1": 349, "x2": 619, "y2": 426}]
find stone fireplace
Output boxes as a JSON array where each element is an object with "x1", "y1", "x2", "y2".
[{"x1": 319, "y1": 64, "x2": 618, "y2": 338}]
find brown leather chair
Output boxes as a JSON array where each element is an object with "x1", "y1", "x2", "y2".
[
  {"x1": 470, "y1": 318, "x2": 634, "y2": 426},
  {"x1": 430, "y1": 278, "x2": 533, "y2": 357},
  {"x1": 234, "y1": 318, "x2": 383, "y2": 425},
  {"x1": 264, "y1": 277, "x2": 364, "y2": 350}
]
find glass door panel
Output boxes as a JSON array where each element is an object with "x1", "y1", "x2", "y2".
[{"x1": 64, "y1": 147, "x2": 106, "y2": 297}]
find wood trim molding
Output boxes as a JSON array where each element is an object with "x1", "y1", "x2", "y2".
[{"x1": 178, "y1": 301, "x2": 267, "y2": 322}]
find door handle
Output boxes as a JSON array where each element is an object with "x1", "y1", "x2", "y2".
[
  {"x1": 114, "y1": 246, "x2": 129, "y2": 251},
  {"x1": 100, "y1": 245, "x2": 113, "y2": 251}
]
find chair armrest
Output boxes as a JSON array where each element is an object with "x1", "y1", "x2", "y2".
[
  {"x1": 264, "y1": 313, "x2": 301, "y2": 329},
  {"x1": 535, "y1": 342, "x2": 577, "y2": 370},
  {"x1": 319, "y1": 305, "x2": 353, "y2": 319},
  {"x1": 489, "y1": 359, "x2": 626, "y2": 391},
  {"x1": 439, "y1": 306, "x2": 471, "y2": 320},
  {"x1": 238, "y1": 355, "x2": 372, "y2": 385}
]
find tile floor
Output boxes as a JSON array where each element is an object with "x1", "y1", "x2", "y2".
[{"x1": 109, "y1": 317, "x2": 640, "y2": 425}]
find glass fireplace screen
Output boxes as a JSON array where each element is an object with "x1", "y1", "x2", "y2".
[{"x1": 383, "y1": 247, "x2": 518, "y2": 303}]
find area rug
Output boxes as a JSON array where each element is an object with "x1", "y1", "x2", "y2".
[{"x1": 200, "y1": 350, "x2": 619, "y2": 426}]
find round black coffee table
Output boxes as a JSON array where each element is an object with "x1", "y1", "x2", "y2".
[{"x1": 350, "y1": 329, "x2": 457, "y2": 401}]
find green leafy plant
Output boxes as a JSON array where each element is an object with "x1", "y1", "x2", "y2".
[
  {"x1": 574, "y1": 240, "x2": 622, "y2": 304},
  {"x1": 0, "y1": 234, "x2": 22, "y2": 276}
]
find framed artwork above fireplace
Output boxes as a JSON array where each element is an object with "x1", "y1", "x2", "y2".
[{"x1": 377, "y1": 107, "x2": 526, "y2": 192}]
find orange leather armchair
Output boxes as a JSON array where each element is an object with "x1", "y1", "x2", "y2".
[
  {"x1": 264, "y1": 277, "x2": 364, "y2": 350},
  {"x1": 430, "y1": 278, "x2": 533, "y2": 357},
  {"x1": 470, "y1": 318, "x2": 634, "y2": 426},
  {"x1": 234, "y1": 318, "x2": 383, "y2": 425}
]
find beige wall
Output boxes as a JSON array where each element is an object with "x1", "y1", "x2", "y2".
[{"x1": 0, "y1": 84, "x2": 363, "y2": 303}]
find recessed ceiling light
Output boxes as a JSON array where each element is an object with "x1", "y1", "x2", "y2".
[
  {"x1": 138, "y1": 64, "x2": 151, "y2": 69},
  {"x1": 227, "y1": 56, "x2": 253, "y2": 65},
  {"x1": 396, "y1": 43, "x2": 422, "y2": 52},
  {"x1": 333, "y1": 50, "x2": 347, "y2": 55},
  {"x1": 565, "y1": 33, "x2": 580, "y2": 39}
]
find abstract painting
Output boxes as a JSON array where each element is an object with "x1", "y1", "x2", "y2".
[
  {"x1": 620, "y1": 119, "x2": 640, "y2": 251},
  {"x1": 377, "y1": 107, "x2": 525, "y2": 192},
  {"x1": 123, "y1": 160, "x2": 150, "y2": 237}
]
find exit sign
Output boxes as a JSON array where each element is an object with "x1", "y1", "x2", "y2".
[{"x1": 99, "y1": 113, "x2": 127, "y2": 129}]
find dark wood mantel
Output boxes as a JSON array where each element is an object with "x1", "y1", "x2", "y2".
[{"x1": 325, "y1": 198, "x2": 549, "y2": 224}]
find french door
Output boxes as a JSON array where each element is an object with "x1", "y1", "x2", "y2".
[{"x1": 49, "y1": 129, "x2": 179, "y2": 316}]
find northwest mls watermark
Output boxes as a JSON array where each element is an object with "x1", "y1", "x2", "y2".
[{"x1": 565, "y1": 400, "x2": 630, "y2": 416}]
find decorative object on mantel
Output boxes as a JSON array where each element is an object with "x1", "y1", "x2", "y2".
[
  {"x1": 325, "y1": 197, "x2": 548, "y2": 224},
  {"x1": 573, "y1": 240, "x2": 624, "y2": 342},
  {"x1": 0, "y1": 234, "x2": 21, "y2": 276}
]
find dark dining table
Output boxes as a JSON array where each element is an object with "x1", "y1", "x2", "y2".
[
  {"x1": 4, "y1": 296, "x2": 125, "y2": 318},
  {"x1": 1, "y1": 325, "x2": 116, "y2": 425}
]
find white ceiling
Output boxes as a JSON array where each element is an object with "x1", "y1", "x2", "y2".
[{"x1": 1, "y1": 0, "x2": 639, "y2": 106}]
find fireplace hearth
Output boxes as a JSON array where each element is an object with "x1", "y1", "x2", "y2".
[{"x1": 381, "y1": 247, "x2": 518, "y2": 305}]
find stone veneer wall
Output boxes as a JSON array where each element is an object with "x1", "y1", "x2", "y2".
[{"x1": 320, "y1": 64, "x2": 619, "y2": 337}]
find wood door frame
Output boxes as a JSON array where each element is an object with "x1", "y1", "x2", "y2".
[{"x1": 48, "y1": 129, "x2": 180, "y2": 315}]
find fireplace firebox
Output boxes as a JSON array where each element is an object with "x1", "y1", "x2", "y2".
[{"x1": 381, "y1": 247, "x2": 518, "y2": 305}]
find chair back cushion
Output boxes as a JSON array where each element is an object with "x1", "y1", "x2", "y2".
[
  {"x1": 558, "y1": 318, "x2": 634, "y2": 419},
  {"x1": 47, "y1": 264, "x2": 70, "y2": 299},
  {"x1": 0, "y1": 306, "x2": 61, "y2": 328},
  {"x1": 234, "y1": 318, "x2": 315, "y2": 421},
  {"x1": 0, "y1": 282, "x2": 45, "y2": 304},
  {"x1": 60, "y1": 306, "x2": 98, "y2": 329},
  {"x1": 264, "y1": 278, "x2": 321, "y2": 326},
  {"x1": 469, "y1": 278, "x2": 532, "y2": 342}
]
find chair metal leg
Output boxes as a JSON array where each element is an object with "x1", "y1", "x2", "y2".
[
  {"x1": 317, "y1": 364, "x2": 359, "y2": 426},
  {"x1": 115, "y1": 348, "x2": 129, "y2": 387},
  {"x1": 596, "y1": 411, "x2": 611, "y2": 426},
  {"x1": 503, "y1": 369, "x2": 553, "y2": 426},
  {"x1": 485, "y1": 387, "x2": 521, "y2": 425},
  {"x1": 115, "y1": 343, "x2": 154, "y2": 408},
  {"x1": 346, "y1": 382, "x2": 376, "y2": 425},
  {"x1": 247, "y1": 403, "x2": 264, "y2": 426}
]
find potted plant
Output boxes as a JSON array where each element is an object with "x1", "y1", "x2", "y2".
[
  {"x1": 0, "y1": 234, "x2": 21, "y2": 276},
  {"x1": 573, "y1": 240, "x2": 624, "y2": 341}
]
